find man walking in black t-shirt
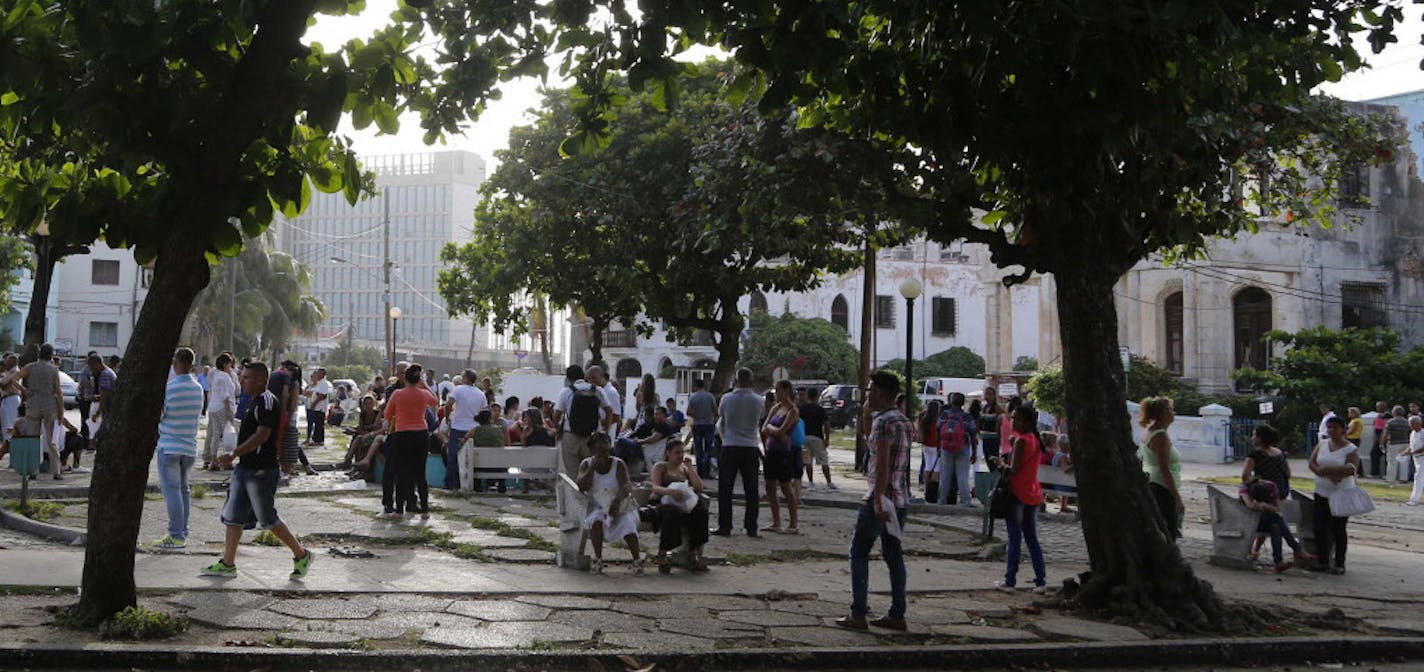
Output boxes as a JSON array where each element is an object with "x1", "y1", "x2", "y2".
[{"x1": 202, "y1": 361, "x2": 313, "y2": 580}]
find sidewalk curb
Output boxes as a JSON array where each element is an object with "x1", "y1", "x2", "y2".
[
  {"x1": 0, "y1": 635, "x2": 1420, "y2": 670},
  {"x1": 0, "y1": 507, "x2": 85, "y2": 545}
]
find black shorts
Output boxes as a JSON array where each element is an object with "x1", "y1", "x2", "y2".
[{"x1": 764, "y1": 448, "x2": 798, "y2": 482}]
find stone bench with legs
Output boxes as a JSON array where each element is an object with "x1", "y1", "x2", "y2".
[
  {"x1": 555, "y1": 473, "x2": 707, "y2": 570},
  {"x1": 1206, "y1": 484, "x2": 1315, "y2": 569}
]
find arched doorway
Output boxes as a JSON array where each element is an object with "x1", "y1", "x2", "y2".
[
  {"x1": 615, "y1": 358, "x2": 643, "y2": 381},
  {"x1": 749, "y1": 291, "x2": 768, "y2": 314},
  {"x1": 1163, "y1": 291, "x2": 1184, "y2": 375},
  {"x1": 831, "y1": 294, "x2": 849, "y2": 331},
  {"x1": 1233, "y1": 287, "x2": 1272, "y2": 373}
]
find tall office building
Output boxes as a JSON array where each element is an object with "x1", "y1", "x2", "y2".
[{"x1": 281, "y1": 151, "x2": 486, "y2": 360}]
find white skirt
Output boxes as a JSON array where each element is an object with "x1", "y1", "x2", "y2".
[{"x1": 582, "y1": 507, "x2": 640, "y2": 539}]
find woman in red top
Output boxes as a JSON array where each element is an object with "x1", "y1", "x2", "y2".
[
  {"x1": 996, "y1": 403, "x2": 1047, "y2": 593},
  {"x1": 382, "y1": 364, "x2": 438, "y2": 519}
]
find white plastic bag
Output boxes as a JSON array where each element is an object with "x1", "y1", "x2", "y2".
[
  {"x1": 660, "y1": 481, "x2": 698, "y2": 513},
  {"x1": 1328, "y1": 485, "x2": 1375, "y2": 517}
]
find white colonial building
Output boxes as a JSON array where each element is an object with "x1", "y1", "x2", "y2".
[
  {"x1": 50, "y1": 242, "x2": 151, "y2": 358},
  {"x1": 583, "y1": 237, "x2": 1042, "y2": 393},
  {"x1": 1038, "y1": 111, "x2": 1424, "y2": 393}
]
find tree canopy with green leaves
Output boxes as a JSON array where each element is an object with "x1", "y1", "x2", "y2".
[
  {"x1": 0, "y1": 0, "x2": 557, "y2": 623},
  {"x1": 739, "y1": 311, "x2": 859, "y2": 386},
  {"x1": 885, "y1": 346, "x2": 987, "y2": 381},
  {"x1": 440, "y1": 69, "x2": 914, "y2": 389},
  {"x1": 1236, "y1": 327, "x2": 1424, "y2": 444},
  {"x1": 0, "y1": 235, "x2": 31, "y2": 319},
  {"x1": 544, "y1": 0, "x2": 1407, "y2": 628}
]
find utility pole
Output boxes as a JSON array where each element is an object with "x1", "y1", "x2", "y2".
[
  {"x1": 856, "y1": 231, "x2": 876, "y2": 473},
  {"x1": 383, "y1": 191, "x2": 393, "y2": 378}
]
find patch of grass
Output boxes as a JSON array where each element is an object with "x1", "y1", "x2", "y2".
[
  {"x1": 252, "y1": 530, "x2": 283, "y2": 546},
  {"x1": 1202, "y1": 475, "x2": 1411, "y2": 502},
  {"x1": 3, "y1": 499, "x2": 64, "y2": 522},
  {"x1": 189, "y1": 484, "x2": 208, "y2": 500},
  {"x1": 144, "y1": 492, "x2": 163, "y2": 502},
  {"x1": 467, "y1": 515, "x2": 558, "y2": 552},
  {"x1": 98, "y1": 606, "x2": 189, "y2": 640},
  {"x1": 349, "y1": 638, "x2": 376, "y2": 651},
  {"x1": 0, "y1": 586, "x2": 77, "y2": 597},
  {"x1": 449, "y1": 543, "x2": 492, "y2": 561}
]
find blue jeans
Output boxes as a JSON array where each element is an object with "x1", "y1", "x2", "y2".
[
  {"x1": 849, "y1": 503, "x2": 907, "y2": 620},
  {"x1": 1004, "y1": 497, "x2": 1046, "y2": 588},
  {"x1": 157, "y1": 453, "x2": 194, "y2": 540},
  {"x1": 692, "y1": 425, "x2": 717, "y2": 478},
  {"x1": 937, "y1": 450, "x2": 973, "y2": 505},
  {"x1": 445, "y1": 428, "x2": 467, "y2": 489}
]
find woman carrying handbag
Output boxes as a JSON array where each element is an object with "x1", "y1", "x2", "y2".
[
  {"x1": 1309, "y1": 415, "x2": 1368, "y2": 575},
  {"x1": 993, "y1": 404, "x2": 1047, "y2": 594}
]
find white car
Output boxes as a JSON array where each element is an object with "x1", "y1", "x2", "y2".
[{"x1": 58, "y1": 371, "x2": 79, "y2": 409}]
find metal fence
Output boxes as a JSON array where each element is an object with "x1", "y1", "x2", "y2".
[{"x1": 1227, "y1": 418, "x2": 1263, "y2": 461}]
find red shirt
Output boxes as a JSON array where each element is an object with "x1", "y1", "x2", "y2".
[
  {"x1": 384, "y1": 386, "x2": 438, "y2": 432},
  {"x1": 1008, "y1": 432, "x2": 1044, "y2": 506}
]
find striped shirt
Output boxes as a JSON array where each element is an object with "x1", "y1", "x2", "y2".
[
  {"x1": 868, "y1": 407, "x2": 914, "y2": 508},
  {"x1": 156, "y1": 373, "x2": 204, "y2": 457}
]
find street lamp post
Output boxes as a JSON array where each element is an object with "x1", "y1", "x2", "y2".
[
  {"x1": 389, "y1": 306, "x2": 402, "y2": 369},
  {"x1": 899, "y1": 277, "x2": 923, "y2": 411}
]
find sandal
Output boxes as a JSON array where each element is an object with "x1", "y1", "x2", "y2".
[
  {"x1": 783, "y1": 527, "x2": 799, "y2": 535},
  {"x1": 657, "y1": 556, "x2": 672, "y2": 574},
  {"x1": 689, "y1": 556, "x2": 710, "y2": 572},
  {"x1": 591, "y1": 558, "x2": 605, "y2": 575},
  {"x1": 633, "y1": 559, "x2": 645, "y2": 576}
]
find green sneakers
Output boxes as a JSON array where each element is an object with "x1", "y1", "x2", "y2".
[
  {"x1": 200, "y1": 560, "x2": 237, "y2": 577},
  {"x1": 153, "y1": 535, "x2": 186, "y2": 550},
  {"x1": 290, "y1": 550, "x2": 314, "y2": 580}
]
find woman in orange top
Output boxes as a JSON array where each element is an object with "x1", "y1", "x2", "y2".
[
  {"x1": 996, "y1": 403, "x2": 1047, "y2": 594},
  {"x1": 382, "y1": 364, "x2": 438, "y2": 518}
]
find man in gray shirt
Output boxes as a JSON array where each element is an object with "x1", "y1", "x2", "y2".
[
  {"x1": 714, "y1": 367, "x2": 764, "y2": 537},
  {"x1": 687, "y1": 378, "x2": 718, "y2": 479}
]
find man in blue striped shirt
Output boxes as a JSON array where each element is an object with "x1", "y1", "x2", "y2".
[{"x1": 154, "y1": 347, "x2": 205, "y2": 550}]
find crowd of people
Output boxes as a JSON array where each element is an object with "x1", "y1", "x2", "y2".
[{"x1": 7, "y1": 339, "x2": 1418, "y2": 627}]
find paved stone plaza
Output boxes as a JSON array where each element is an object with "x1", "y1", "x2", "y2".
[{"x1": 3, "y1": 421, "x2": 1424, "y2": 663}]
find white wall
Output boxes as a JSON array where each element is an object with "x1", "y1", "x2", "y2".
[{"x1": 53, "y1": 242, "x2": 148, "y2": 358}]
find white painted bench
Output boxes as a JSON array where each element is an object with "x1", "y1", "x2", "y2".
[
  {"x1": 1038, "y1": 466, "x2": 1077, "y2": 500},
  {"x1": 457, "y1": 444, "x2": 559, "y2": 490}
]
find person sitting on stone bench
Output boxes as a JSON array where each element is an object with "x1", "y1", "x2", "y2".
[
  {"x1": 576, "y1": 432, "x2": 643, "y2": 575},
  {"x1": 649, "y1": 438, "x2": 710, "y2": 573},
  {"x1": 1240, "y1": 475, "x2": 1316, "y2": 573}
]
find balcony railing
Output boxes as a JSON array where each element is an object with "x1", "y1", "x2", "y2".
[{"x1": 604, "y1": 330, "x2": 637, "y2": 348}]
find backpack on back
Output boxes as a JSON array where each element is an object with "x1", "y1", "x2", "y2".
[
  {"x1": 938, "y1": 411, "x2": 969, "y2": 453},
  {"x1": 567, "y1": 385, "x2": 602, "y2": 437}
]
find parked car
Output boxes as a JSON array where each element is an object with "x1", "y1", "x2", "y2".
[
  {"x1": 820, "y1": 384, "x2": 860, "y2": 429},
  {"x1": 58, "y1": 371, "x2": 79, "y2": 409}
]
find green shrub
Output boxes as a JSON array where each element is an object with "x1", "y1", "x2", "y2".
[{"x1": 99, "y1": 607, "x2": 189, "y2": 640}]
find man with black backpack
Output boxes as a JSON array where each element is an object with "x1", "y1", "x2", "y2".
[
  {"x1": 936, "y1": 392, "x2": 978, "y2": 506},
  {"x1": 552, "y1": 364, "x2": 615, "y2": 476}
]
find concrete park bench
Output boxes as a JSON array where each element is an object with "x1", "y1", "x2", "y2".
[
  {"x1": 555, "y1": 473, "x2": 707, "y2": 570},
  {"x1": 974, "y1": 466, "x2": 1077, "y2": 541},
  {"x1": 370, "y1": 444, "x2": 559, "y2": 492},
  {"x1": 1206, "y1": 484, "x2": 1315, "y2": 569}
]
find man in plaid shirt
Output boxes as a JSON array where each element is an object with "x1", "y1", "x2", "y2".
[{"x1": 837, "y1": 370, "x2": 911, "y2": 631}]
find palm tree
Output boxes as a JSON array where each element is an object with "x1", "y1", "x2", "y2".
[{"x1": 186, "y1": 240, "x2": 325, "y2": 359}]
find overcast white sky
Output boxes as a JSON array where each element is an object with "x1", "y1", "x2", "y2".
[{"x1": 307, "y1": 3, "x2": 1424, "y2": 169}]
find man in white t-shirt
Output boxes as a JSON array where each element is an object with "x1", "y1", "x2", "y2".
[
  {"x1": 446, "y1": 369, "x2": 486, "y2": 490},
  {"x1": 1318, "y1": 404, "x2": 1336, "y2": 442},
  {"x1": 304, "y1": 368, "x2": 333, "y2": 447},
  {"x1": 436, "y1": 374, "x2": 455, "y2": 402},
  {"x1": 586, "y1": 364, "x2": 622, "y2": 441}
]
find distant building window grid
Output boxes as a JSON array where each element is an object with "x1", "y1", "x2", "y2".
[
  {"x1": 874, "y1": 295, "x2": 896, "y2": 329},
  {"x1": 1338, "y1": 163, "x2": 1370, "y2": 208},
  {"x1": 91, "y1": 259, "x2": 120, "y2": 286},
  {"x1": 930, "y1": 297, "x2": 957, "y2": 335},
  {"x1": 1341, "y1": 281, "x2": 1387, "y2": 329},
  {"x1": 89, "y1": 321, "x2": 118, "y2": 348}
]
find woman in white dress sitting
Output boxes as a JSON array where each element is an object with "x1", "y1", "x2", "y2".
[{"x1": 576, "y1": 432, "x2": 644, "y2": 575}]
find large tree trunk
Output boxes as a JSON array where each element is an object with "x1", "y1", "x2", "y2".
[
  {"x1": 586, "y1": 318, "x2": 605, "y2": 369},
  {"x1": 855, "y1": 236, "x2": 875, "y2": 471},
  {"x1": 23, "y1": 237, "x2": 86, "y2": 347},
  {"x1": 72, "y1": 232, "x2": 211, "y2": 624},
  {"x1": 536, "y1": 295, "x2": 552, "y2": 374},
  {"x1": 708, "y1": 316, "x2": 743, "y2": 393},
  {"x1": 1054, "y1": 267, "x2": 1220, "y2": 630}
]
